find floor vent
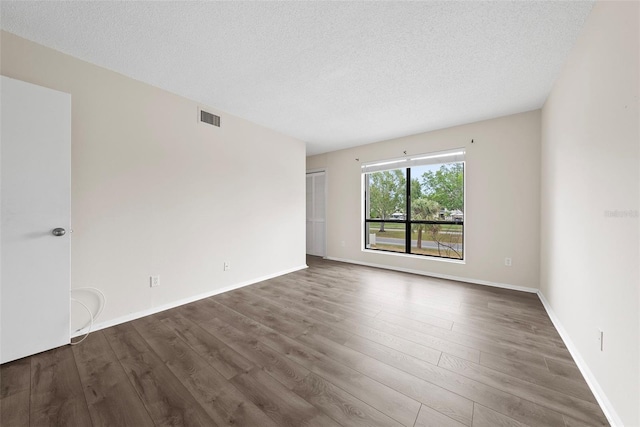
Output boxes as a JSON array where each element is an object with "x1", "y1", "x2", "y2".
[{"x1": 200, "y1": 109, "x2": 220, "y2": 127}]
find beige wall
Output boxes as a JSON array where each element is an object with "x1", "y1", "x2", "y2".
[
  {"x1": 540, "y1": 1, "x2": 639, "y2": 425},
  {"x1": 1, "y1": 31, "x2": 306, "y2": 329},
  {"x1": 307, "y1": 110, "x2": 541, "y2": 290}
]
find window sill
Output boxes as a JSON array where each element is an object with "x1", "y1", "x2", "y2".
[{"x1": 361, "y1": 248, "x2": 466, "y2": 265}]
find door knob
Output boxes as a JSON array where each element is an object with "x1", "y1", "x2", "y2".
[{"x1": 52, "y1": 228, "x2": 66, "y2": 236}]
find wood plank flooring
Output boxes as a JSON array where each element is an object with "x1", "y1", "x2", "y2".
[{"x1": 0, "y1": 256, "x2": 608, "y2": 426}]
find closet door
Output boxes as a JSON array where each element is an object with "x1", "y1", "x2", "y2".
[
  {"x1": 306, "y1": 171, "x2": 326, "y2": 257},
  {"x1": 1, "y1": 76, "x2": 71, "y2": 363}
]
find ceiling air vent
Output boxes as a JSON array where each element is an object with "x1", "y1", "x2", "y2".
[{"x1": 200, "y1": 109, "x2": 220, "y2": 127}]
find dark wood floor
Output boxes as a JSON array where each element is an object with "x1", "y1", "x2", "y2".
[{"x1": 1, "y1": 257, "x2": 608, "y2": 426}]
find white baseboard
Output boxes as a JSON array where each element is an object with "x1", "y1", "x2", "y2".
[
  {"x1": 324, "y1": 256, "x2": 538, "y2": 294},
  {"x1": 537, "y1": 292, "x2": 623, "y2": 427},
  {"x1": 71, "y1": 264, "x2": 308, "y2": 339}
]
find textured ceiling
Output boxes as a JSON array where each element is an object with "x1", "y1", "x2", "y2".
[{"x1": 0, "y1": 1, "x2": 594, "y2": 155}]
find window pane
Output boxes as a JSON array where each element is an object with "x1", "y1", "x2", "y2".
[
  {"x1": 366, "y1": 222, "x2": 405, "y2": 253},
  {"x1": 366, "y1": 169, "x2": 406, "y2": 220},
  {"x1": 410, "y1": 223, "x2": 463, "y2": 259},
  {"x1": 410, "y1": 161, "x2": 464, "y2": 259}
]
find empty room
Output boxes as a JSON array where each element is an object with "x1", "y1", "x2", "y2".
[{"x1": 0, "y1": 1, "x2": 638, "y2": 426}]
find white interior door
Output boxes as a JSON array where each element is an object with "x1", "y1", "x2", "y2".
[
  {"x1": 306, "y1": 171, "x2": 326, "y2": 257},
  {"x1": 1, "y1": 76, "x2": 71, "y2": 364}
]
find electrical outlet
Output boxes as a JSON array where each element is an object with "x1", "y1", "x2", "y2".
[
  {"x1": 341, "y1": 240, "x2": 346, "y2": 247},
  {"x1": 504, "y1": 257, "x2": 512, "y2": 267},
  {"x1": 598, "y1": 329, "x2": 604, "y2": 351},
  {"x1": 150, "y1": 275, "x2": 160, "y2": 287},
  {"x1": 223, "y1": 262, "x2": 230, "y2": 271}
]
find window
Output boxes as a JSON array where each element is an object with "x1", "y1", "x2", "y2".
[{"x1": 363, "y1": 149, "x2": 465, "y2": 260}]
